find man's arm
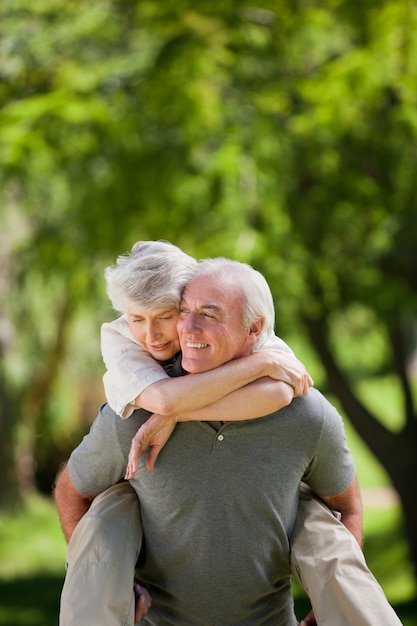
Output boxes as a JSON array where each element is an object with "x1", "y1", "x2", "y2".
[
  {"x1": 54, "y1": 464, "x2": 95, "y2": 542},
  {"x1": 321, "y1": 476, "x2": 363, "y2": 545}
]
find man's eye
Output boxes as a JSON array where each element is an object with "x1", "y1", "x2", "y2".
[
  {"x1": 202, "y1": 313, "x2": 215, "y2": 319},
  {"x1": 179, "y1": 308, "x2": 189, "y2": 314}
]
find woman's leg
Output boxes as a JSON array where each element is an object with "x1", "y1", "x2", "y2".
[
  {"x1": 291, "y1": 483, "x2": 402, "y2": 626},
  {"x1": 59, "y1": 481, "x2": 141, "y2": 626}
]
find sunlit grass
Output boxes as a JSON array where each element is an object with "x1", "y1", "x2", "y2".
[
  {"x1": 0, "y1": 494, "x2": 66, "y2": 579},
  {"x1": 363, "y1": 505, "x2": 416, "y2": 606},
  {"x1": 0, "y1": 495, "x2": 66, "y2": 626}
]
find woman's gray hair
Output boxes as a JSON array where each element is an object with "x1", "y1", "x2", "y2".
[
  {"x1": 105, "y1": 241, "x2": 198, "y2": 314},
  {"x1": 194, "y1": 257, "x2": 275, "y2": 349}
]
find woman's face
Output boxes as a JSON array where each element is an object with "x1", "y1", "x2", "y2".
[{"x1": 126, "y1": 306, "x2": 180, "y2": 361}]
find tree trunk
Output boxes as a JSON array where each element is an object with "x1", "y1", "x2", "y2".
[
  {"x1": 0, "y1": 360, "x2": 22, "y2": 509},
  {"x1": 303, "y1": 313, "x2": 417, "y2": 578},
  {"x1": 19, "y1": 293, "x2": 73, "y2": 495}
]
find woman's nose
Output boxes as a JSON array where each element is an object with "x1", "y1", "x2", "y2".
[{"x1": 146, "y1": 322, "x2": 160, "y2": 340}]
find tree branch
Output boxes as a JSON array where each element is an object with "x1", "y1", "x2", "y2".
[
  {"x1": 303, "y1": 313, "x2": 396, "y2": 464},
  {"x1": 388, "y1": 323, "x2": 416, "y2": 431}
]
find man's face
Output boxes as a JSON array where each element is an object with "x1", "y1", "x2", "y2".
[
  {"x1": 127, "y1": 306, "x2": 180, "y2": 361},
  {"x1": 177, "y1": 274, "x2": 256, "y2": 373}
]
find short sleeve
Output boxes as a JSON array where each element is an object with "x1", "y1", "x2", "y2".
[
  {"x1": 101, "y1": 317, "x2": 169, "y2": 418},
  {"x1": 67, "y1": 403, "x2": 148, "y2": 495},
  {"x1": 303, "y1": 393, "x2": 356, "y2": 497}
]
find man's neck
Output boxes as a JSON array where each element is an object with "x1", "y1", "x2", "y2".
[{"x1": 167, "y1": 353, "x2": 187, "y2": 378}]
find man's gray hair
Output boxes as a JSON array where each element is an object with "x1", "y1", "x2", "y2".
[
  {"x1": 195, "y1": 257, "x2": 275, "y2": 349},
  {"x1": 105, "y1": 240, "x2": 198, "y2": 314}
]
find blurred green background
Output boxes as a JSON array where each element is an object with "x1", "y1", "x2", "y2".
[{"x1": 1, "y1": 0, "x2": 417, "y2": 623}]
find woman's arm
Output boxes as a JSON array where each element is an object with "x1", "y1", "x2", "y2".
[
  {"x1": 137, "y1": 350, "x2": 312, "y2": 415},
  {"x1": 102, "y1": 318, "x2": 313, "y2": 418},
  {"x1": 125, "y1": 379, "x2": 294, "y2": 475},
  {"x1": 178, "y1": 377, "x2": 294, "y2": 421}
]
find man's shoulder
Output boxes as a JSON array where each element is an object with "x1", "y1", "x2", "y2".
[
  {"x1": 288, "y1": 387, "x2": 325, "y2": 408},
  {"x1": 283, "y1": 387, "x2": 340, "y2": 422},
  {"x1": 96, "y1": 402, "x2": 151, "y2": 436}
]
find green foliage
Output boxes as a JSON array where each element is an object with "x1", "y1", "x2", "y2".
[
  {"x1": 364, "y1": 506, "x2": 416, "y2": 605},
  {"x1": 1, "y1": 0, "x2": 417, "y2": 582},
  {"x1": 0, "y1": 496, "x2": 66, "y2": 625},
  {"x1": 0, "y1": 495, "x2": 66, "y2": 577}
]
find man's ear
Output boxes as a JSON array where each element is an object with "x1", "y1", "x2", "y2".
[{"x1": 248, "y1": 319, "x2": 263, "y2": 339}]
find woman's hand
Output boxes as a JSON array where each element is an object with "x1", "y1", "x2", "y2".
[
  {"x1": 264, "y1": 351, "x2": 313, "y2": 396},
  {"x1": 125, "y1": 413, "x2": 178, "y2": 477}
]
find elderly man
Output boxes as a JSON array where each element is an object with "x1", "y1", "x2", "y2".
[{"x1": 55, "y1": 257, "x2": 397, "y2": 625}]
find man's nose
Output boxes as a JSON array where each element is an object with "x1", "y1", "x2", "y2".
[{"x1": 183, "y1": 312, "x2": 201, "y2": 333}]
